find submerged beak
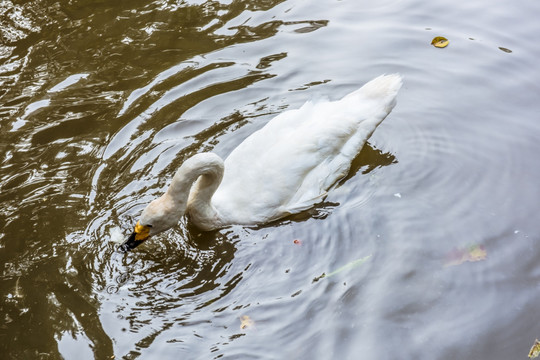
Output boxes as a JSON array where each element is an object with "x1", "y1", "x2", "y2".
[
  {"x1": 119, "y1": 232, "x2": 146, "y2": 252},
  {"x1": 118, "y1": 221, "x2": 151, "y2": 252}
]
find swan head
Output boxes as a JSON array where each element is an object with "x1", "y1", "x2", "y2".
[
  {"x1": 118, "y1": 151, "x2": 224, "y2": 251},
  {"x1": 119, "y1": 195, "x2": 186, "y2": 251},
  {"x1": 119, "y1": 221, "x2": 152, "y2": 252}
]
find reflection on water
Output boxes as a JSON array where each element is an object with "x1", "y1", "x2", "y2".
[{"x1": 1, "y1": 0, "x2": 540, "y2": 358}]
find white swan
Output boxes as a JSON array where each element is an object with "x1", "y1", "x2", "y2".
[{"x1": 121, "y1": 74, "x2": 402, "y2": 250}]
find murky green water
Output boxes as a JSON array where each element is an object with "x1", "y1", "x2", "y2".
[{"x1": 2, "y1": 0, "x2": 540, "y2": 359}]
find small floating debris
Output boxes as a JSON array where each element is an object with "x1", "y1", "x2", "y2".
[
  {"x1": 293, "y1": 239, "x2": 302, "y2": 245},
  {"x1": 393, "y1": 193, "x2": 402, "y2": 198},
  {"x1": 498, "y1": 46, "x2": 512, "y2": 53},
  {"x1": 431, "y1": 36, "x2": 449, "y2": 48},
  {"x1": 529, "y1": 339, "x2": 540, "y2": 358},
  {"x1": 240, "y1": 315, "x2": 254, "y2": 330},
  {"x1": 326, "y1": 255, "x2": 372, "y2": 277},
  {"x1": 444, "y1": 244, "x2": 487, "y2": 267}
]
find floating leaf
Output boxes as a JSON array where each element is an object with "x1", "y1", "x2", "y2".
[
  {"x1": 468, "y1": 245, "x2": 487, "y2": 261},
  {"x1": 445, "y1": 245, "x2": 487, "y2": 267},
  {"x1": 240, "y1": 315, "x2": 254, "y2": 330},
  {"x1": 529, "y1": 339, "x2": 540, "y2": 358},
  {"x1": 499, "y1": 47, "x2": 512, "y2": 53},
  {"x1": 431, "y1": 36, "x2": 449, "y2": 48}
]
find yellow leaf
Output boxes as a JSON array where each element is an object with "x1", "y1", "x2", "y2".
[
  {"x1": 431, "y1": 36, "x2": 449, "y2": 48},
  {"x1": 529, "y1": 339, "x2": 540, "y2": 358},
  {"x1": 468, "y1": 245, "x2": 487, "y2": 262},
  {"x1": 240, "y1": 315, "x2": 254, "y2": 330}
]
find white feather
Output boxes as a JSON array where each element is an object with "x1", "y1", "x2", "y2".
[{"x1": 138, "y1": 74, "x2": 402, "y2": 233}]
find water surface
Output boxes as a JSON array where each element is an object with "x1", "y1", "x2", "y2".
[{"x1": 1, "y1": 0, "x2": 540, "y2": 359}]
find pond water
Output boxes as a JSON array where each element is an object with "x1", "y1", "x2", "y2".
[{"x1": 1, "y1": 0, "x2": 540, "y2": 359}]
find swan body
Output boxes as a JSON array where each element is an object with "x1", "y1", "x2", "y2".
[{"x1": 123, "y1": 74, "x2": 402, "y2": 249}]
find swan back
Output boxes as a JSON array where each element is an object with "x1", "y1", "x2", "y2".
[{"x1": 211, "y1": 74, "x2": 402, "y2": 225}]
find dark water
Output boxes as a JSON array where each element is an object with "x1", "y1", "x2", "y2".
[{"x1": 1, "y1": 0, "x2": 540, "y2": 359}]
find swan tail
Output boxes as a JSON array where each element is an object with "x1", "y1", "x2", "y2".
[{"x1": 344, "y1": 74, "x2": 402, "y2": 102}]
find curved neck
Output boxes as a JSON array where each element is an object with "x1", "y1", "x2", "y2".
[{"x1": 166, "y1": 152, "x2": 224, "y2": 230}]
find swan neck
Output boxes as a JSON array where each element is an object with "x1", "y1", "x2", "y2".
[{"x1": 166, "y1": 153, "x2": 224, "y2": 230}]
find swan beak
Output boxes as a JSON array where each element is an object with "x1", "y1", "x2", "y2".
[{"x1": 118, "y1": 221, "x2": 151, "y2": 252}]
